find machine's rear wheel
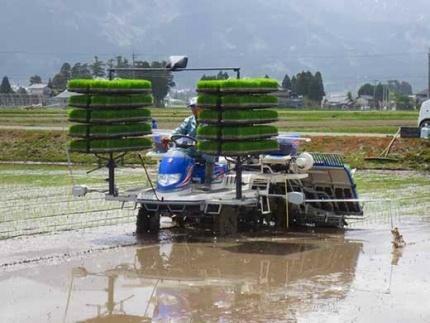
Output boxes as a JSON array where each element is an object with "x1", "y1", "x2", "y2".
[
  {"x1": 420, "y1": 119, "x2": 430, "y2": 128},
  {"x1": 136, "y1": 207, "x2": 160, "y2": 234},
  {"x1": 214, "y1": 206, "x2": 238, "y2": 236}
]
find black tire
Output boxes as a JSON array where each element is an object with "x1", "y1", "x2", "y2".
[
  {"x1": 149, "y1": 213, "x2": 161, "y2": 233},
  {"x1": 136, "y1": 208, "x2": 160, "y2": 234},
  {"x1": 136, "y1": 207, "x2": 150, "y2": 234},
  {"x1": 420, "y1": 119, "x2": 430, "y2": 128},
  {"x1": 214, "y1": 206, "x2": 238, "y2": 236}
]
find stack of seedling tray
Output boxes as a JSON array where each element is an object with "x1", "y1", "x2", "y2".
[
  {"x1": 196, "y1": 78, "x2": 280, "y2": 156},
  {"x1": 67, "y1": 79, "x2": 153, "y2": 154}
]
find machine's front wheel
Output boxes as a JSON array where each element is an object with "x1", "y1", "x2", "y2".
[
  {"x1": 214, "y1": 206, "x2": 238, "y2": 236},
  {"x1": 136, "y1": 207, "x2": 160, "y2": 234}
]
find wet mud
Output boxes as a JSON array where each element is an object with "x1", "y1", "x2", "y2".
[{"x1": 0, "y1": 217, "x2": 429, "y2": 322}]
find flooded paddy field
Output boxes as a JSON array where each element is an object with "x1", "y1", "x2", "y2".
[{"x1": 0, "y1": 165, "x2": 429, "y2": 322}]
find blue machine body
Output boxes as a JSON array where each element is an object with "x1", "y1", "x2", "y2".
[{"x1": 156, "y1": 149, "x2": 227, "y2": 192}]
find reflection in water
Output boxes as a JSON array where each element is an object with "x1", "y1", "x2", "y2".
[{"x1": 66, "y1": 235, "x2": 362, "y2": 322}]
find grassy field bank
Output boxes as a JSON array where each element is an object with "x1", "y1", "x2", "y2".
[
  {"x1": 0, "y1": 129, "x2": 429, "y2": 170},
  {"x1": 0, "y1": 107, "x2": 419, "y2": 134}
]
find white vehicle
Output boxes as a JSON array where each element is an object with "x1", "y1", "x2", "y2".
[{"x1": 419, "y1": 99, "x2": 430, "y2": 128}]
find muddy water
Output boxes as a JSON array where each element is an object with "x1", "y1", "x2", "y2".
[{"x1": 0, "y1": 218, "x2": 429, "y2": 322}]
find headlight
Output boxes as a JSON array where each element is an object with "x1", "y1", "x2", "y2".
[{"x1": 158, "y1": 173, "x2": 182, "y2": 186}]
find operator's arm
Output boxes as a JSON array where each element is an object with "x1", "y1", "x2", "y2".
[{"x1": 172, "y1": 116, "x2": 192, "y2": 136}]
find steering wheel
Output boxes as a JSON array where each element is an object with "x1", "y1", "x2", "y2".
[{"x1": 170, "y1": 135, "x2": 197, "y2": 149}]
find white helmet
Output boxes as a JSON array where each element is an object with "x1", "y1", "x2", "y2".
[{"x1": 188, "y1": 97, "x2": 198, "y2": 108}]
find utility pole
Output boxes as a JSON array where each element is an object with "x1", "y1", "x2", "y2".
[
  {"x1": 373, "y1": 80, "x2": 378, "y2": 110},
  {"x1": 428, "y1": 48, "x2": 430, "y2": 99}
]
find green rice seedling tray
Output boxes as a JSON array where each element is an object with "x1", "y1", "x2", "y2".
[
  {"x1": 69, "y1": 94, "x2": 153, "y2": 109},
  {"x1": 197, "y1": 78, "x2": 278, "y2": 94},
  {"x1": 69, "y1": 138, "x2": 152, "y2": 154},
  {"x1": 197, "y1": 94, "x2": 278, "y2": 109},
  {"x1": 199, "y1": 109, "x2": 278, "y2": 125},
  {"x1": 68, "y1": 79, "x2": 152, "y2": 95},
  {"x1": 197, "y1": 125, "x2": 278, "y2": 141},
  {"x1": 197, "y1": 139, "x2": 279, "y2": 156},
  {"x1": 69, "y1": 123, "x2": 152, "y2": 139},
  {"x1": 68, "y1": 108, "x2": 151, "y2": 124}
]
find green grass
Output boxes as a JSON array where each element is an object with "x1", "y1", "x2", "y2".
[
  {"x1": 197, "y1": 139, "x2": 279, "y2": 155},
  {"x1": 197, "y1": 125, "x2": 278, "y2": 139},
  {"x1": 69, "y1": 123, "x2": 152, "y2": 138},
  {"x1": 197, "y1": 94, "x2": 278, "y2": 107},
  {"x1": 0, "y1": 164, "x2": 145, "y2": 187},
  {"x1": 68, "y1": 79, "x2": 152, "y2": 90},
  {"x1": 68, "y1": 108, "x2": 151, "y2": 123},
  {"x1": 199, "y1": 109, "x2": 278, "y2": 123},
  {"x1": 354, "y1": 172, "x2": 430, "y2": 192},
  {"x1": 69, "y1": 137, "x2": 152, "y2": 153},
  {"x1": 69, "y1": 94, "x2": 153, "y2": 107}
]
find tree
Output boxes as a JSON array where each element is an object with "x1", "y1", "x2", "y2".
[
  {"x1": 51, "y1": 63, "x2": 71, "y2": 92},
  {"x1": 0, "y1": 76, "x2": 14, "y2": 93},
  {"x1": 358, "y1": 83, "x2": 374, "y2": 96},
  {"x1": 314, "y1": 71, "x2": 325, "y2": 99},
  {"x1": 347, "y1": 91, "x2": 353, "y2": 101},
  {"x1": 120, "y1": 59, "x2": 175, "y2": 108},
  {"x1": 399, "y1": 81, "x2": 413, "y2": 96},
  {"x1": 29, "y1": 75, "x2": 42, "y2": 85},
  {"x1": 71, "y1": 63, "x2": 92, "y2": 79},
  {"x1": 375, "y1": 83, "x2": 384, "y2": 102},
  {"x1": 291, "y1": 76, "x2": 297, "y2": 93},
  {"x1": 17, "y1": 87, "x2": 27, "y2": 95},
  {"x1": 90, "y1": 56, "x2": 105, "y2": 78},
  {"x1": 282, "y1": 74, "x2": 292, "y2": 90},
  {"x1": 201, "y1": 71, "x2": 229, "y2": 80},
  {"x1": 394, "y1": 94, "x2": 414, "y2": 110}
]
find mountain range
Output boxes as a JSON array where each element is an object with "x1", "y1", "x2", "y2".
[{"x1": 1, "y1": 0, "x2": 430, "y2": 92}]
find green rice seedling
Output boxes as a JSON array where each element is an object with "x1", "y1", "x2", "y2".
[
  {"x1": 91, "y1": 94, "x2": 153, "y2": 107},
  {"x1": 68, "y1": 108, "x2": 151, "y2": 123},
  {"x1": 69, "y1": 137, "x2": 152, "y2": 153},
  {"x1": 199, "y1": 109, "x2": 278, "y2": 124},
  {"x1": 197, "y1": 94, "x2": 219, "y2": 106},
  {"x1": 69, "y1": 123, "x2": 152, "y2": 138},
  {"x1": 222, "y1": 95, "x2": 278, "y2": 108},
  {"x1": 69, "y1": 94, "x2": 153, "y2": 108},
  {"x1": 197, "y1": 139, "x2": 279, "y2": 155},
  {"x1": 220, "y1": 78, "x2": 279, "y2": 90},
  {"x1": 68, "y1": 79, "x2": 152, "y2": 94},
  {"x1": 197, "y1": 125, "x2": 278, "y2": 140},
  {"x1": 196, "y1": 78, "x2": 279, "y2": 94},
  {"x1": 68, "y1": 79, "x2": 151, "y2": 89},
  {"x1": 68, "y1": 95, "x2": 89, "y2": 107},
  {"x1": 196, "y1": 80, "x2": 223, "y2": 92},
  {"x1": 197, "y1": 94, "x2": 278, "y2": 109}
]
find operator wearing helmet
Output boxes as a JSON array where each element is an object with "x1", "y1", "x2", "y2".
[
  {"x1": 171, "y1": 97, "x2": 214, "y2": 185},
  {"x1": 172, "y1": 97, "x2": 200, "y2": 138}
]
